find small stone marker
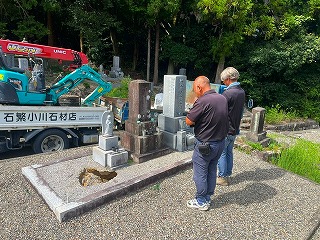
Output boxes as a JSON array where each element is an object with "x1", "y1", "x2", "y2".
[
  {"x1": 179, "y1": 68, "x2": 186, "y2": 76},
  {"x1": 246, "y1": 107, "x2": 270, "y2": 147},
  {"x1": 93, "y1": 111, "x2": 128, "y2": 169}
]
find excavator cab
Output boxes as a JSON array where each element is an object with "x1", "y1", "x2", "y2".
[
  {"x1": 0, "y1": 47, "x2": 49, "y2": 105},
  {"x1": 28, "y1": 57, "x2": 45, "y2": 92},
  {"x1": 0, "y1": 46, "x2": 26, "y2": 104}
]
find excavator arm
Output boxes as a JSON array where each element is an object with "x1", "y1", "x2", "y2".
[
  {"x1": 48, "y1": 65, "x2": 112, "y2": 106},
  {"x1": 0, "y1": 39, "x2": 88, "y2": 67}
]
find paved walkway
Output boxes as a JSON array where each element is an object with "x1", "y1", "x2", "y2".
[{"x1": 0, "y1": 129, "x2": 319, "y2": 239}]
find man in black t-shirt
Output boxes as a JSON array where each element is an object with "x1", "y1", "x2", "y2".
[
  {"x1": 185, "y1": 76, "x2": 228, "y2": 210},
  {"x1": 217, "y1": 67, "x2": 245, "y2": 186}
]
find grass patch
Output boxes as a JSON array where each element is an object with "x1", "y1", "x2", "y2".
[
  {"x1": 272, "y1": 139, "x2": 320, "y2": 184},
  {"x1": 237, "y1": 134, "x2": 319, "y2": 183},
  {"x1": 238, "y1": 136, "x2": 283, "y2": 152},
  {"x1": 265, "y1": 104, "x2": 303, "y2": 124},
  {"x1": 152, "y1": 183, "x2": 161, "y2": 191},
  {"x1": 246, "y1": 141, "x2": 264, "y2": 151},
  {"x1": 127, "y1": 158, "x2": 134, "y2": 165}
]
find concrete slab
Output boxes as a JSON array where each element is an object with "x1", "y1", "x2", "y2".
[{"x1": 22, "y1": 150, "x2": 193, "y2": 222}]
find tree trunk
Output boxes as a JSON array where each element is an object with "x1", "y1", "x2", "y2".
[
  {"x1": 80, "y1": 32, "x2": 83, "y2": 52},
  {"x1": 47, "y1": 12, "x2": 54, "y2": 46},
  {"x1": 153, "y1": 21, "x2": 160, "y2": 85},
  {"x1": 214, "y1": 55, "x2": 225, "y2": 83},
  {"x1": 132, "y1": 37, "x2": 138, "y2": 71},
  {"x1": 110, "y1": 29, "x2": 119, "y2": 56},
  {"x1": 147, "y1": 28, "x2": 151, "y2": 82},
  {"x1": 167, "y1": 59, "x2": 174, "y2": 74}
]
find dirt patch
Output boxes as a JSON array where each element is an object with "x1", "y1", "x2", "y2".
[{"x1": 79, "y1": 168, "x2": 117, "y2": 187}]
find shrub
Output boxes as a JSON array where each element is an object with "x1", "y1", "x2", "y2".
[
  {"x1": 105, "y1": 77, "x2": 131, "y2": 99},
  {"x1": 265, "y1": 104, "x2": 302, "y2": 124}
]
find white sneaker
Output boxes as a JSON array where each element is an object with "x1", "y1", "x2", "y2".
[{"x1": 187, "y1": 199, "x2": 209, "y2": 211}]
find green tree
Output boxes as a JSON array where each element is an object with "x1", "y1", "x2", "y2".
[
  {"x1": 197, "y1": 0, "x2": 254, "y2": 83},
  {"x1": 146, "y1": 0, "x2": 181, "y2": 84},
  {"x1": 0, "y1": 0, "x2": 48, "y2": 42},
  {"x1": 66, "y1": 0, "x2": 120, "y2": 64},
  {"x1": 230, "y1": 0, "x2": 320, "y2": 121},
  {"x1": 40, "y1": 0, "x2": 61, "y2": 46},
  {"x1": 115, "y1": 0, "x2": 149, "y2": 72}
]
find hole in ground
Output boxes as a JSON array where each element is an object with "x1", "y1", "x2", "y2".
[{"x1": 79, "y1": 167, "x2": 117, "y2": 187}]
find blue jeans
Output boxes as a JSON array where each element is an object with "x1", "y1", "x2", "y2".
[
  {"x1": 218, "y1": 135, "x2": 236, "y2": 177},
  {"x1": 192, "y1": 138, "x2": 225, "y2": 205}
]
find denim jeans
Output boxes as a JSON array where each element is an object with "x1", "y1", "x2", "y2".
[
  {"x1": 192, "y1": 138, "x2": 225, "y2": 205},
  {"x1": 218, "y1": 135, "x2": 236, "y2": 177}
]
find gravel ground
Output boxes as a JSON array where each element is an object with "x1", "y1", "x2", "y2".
[{"x1": 0, "y1": 129, "x2": 319, "y2": 240}]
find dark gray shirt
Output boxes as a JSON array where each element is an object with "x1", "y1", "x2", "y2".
[
  {"x1": 222, "y1": 85, "x2": 245, "y2": 135},
  {"x1": 187, "y1": 89, "x2": 229, "y2": 142}
]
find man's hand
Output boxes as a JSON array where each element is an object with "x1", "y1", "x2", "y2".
[{"x1": 185, "y1": 116, "x2": 195, "y2": 126}]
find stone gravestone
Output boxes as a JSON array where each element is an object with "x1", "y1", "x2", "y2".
[
  {"x1": 120, "y1": 80, "x2": 171, "y2": 163},
  {"x1": 92, "y1": 111, "x2": 128, "y2": 169},
  {"x1": 158, "y1": 75, "x2": 194, "y2": 151},
  {"x1": 246, "y1": 107, "x2": 270, "y2": 147},
  {"x1": 109, "y1": 56, "x2": 124, "y2": 78},
  {"x1": 179, "y1": 68, "x2": 186, "y2": 76}
]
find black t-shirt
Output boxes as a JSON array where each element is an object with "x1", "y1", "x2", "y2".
[{"x1": 187, "y1": 89, "x2": 229, "y2": 142}]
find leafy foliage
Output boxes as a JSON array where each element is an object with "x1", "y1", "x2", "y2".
[
  {"x1": 13, "y1": 16, "x2": 49, "y2": 40},
  {"x1": 231, "y1": 31, "x2": 320, "y2": 122},
  {"x1": 0, "y1": 0, "x2": 47, "y2": 41},
  {"x1": 0, "y1": 0, "x2": 319, "y2": 122},
  {"x1": 105, "y1": 77, "x2": 131, "y2": 98},
  {"x1": 265, "y1": 104, "x2": 302, "y2": 124},
  {"x1": 160, "y1": 23, "x2": 213, "y2": 78},
  {"x1": 197, "y1": 0, "x2": 254, "y2": 59}
]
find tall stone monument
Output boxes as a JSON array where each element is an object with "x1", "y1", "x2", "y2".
[
  {"x1": 109, "y1": 56, "x2": 124, "y2": 78},
  {"x1": 120, "y1": 80, "x2": 170, "y2": 163},
  {"x1": 246, "y1": 107, "x2": 270, "y2": 147},
  {"x1": 92, "y1": 111, "x2": 128, "y2": 169},
  {"x1": 158, "y1": 75, "x2": 194, "y2": 151}
]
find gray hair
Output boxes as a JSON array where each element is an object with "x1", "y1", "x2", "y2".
[{"x1": 220, "y1": 67, "x2": 240, "y2": 82}]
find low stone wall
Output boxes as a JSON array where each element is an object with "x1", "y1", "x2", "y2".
[
  {"x1": 234, "y1": 138, "x2": 281, "y2": 162},
  {"x1": 265, "y1": 119, "x2": 319, "y2": 131}
]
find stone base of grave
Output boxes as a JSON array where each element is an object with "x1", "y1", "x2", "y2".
[
  {"x1": 162, "y1": 130, "x2": 195, "y2": 152},
  {"x1": 98, "y1": 135, "x2": 119, "y2": 151},
  {"x1": 120, "y1": 131, "x2": 172, "y2": 163},
  {"x1": 158, "y1": 114, "x2": 186, "y2": 133},
  {"x1": 246, "y1": 131, "x2": 267, "y2": 142},
  {"x1": 92, "y1": 146, "x2": 128, "y2": 169},
  {"x1": 162, "y1": 131, "x2": 177, "y2": 149},
  {"x1": 130, "y1": 147, "x2": 172, "y2": 163},
  {"x1": 125, "y1": 120, "x2": 157, "y2": 136},
  {"x1": 246, "y1": 131, "x2": 270, "y2": 147},
  {"x1": 120, "y1": 131, "x2": 163, "y2": 154}
]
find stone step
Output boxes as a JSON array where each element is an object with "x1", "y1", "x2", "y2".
[
  {"x1": 241, "y1": 117, "x2": 252, "y2": 123},
  {"x1": 240, "y1": 123, "x2": 251, "y2": 130}
]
